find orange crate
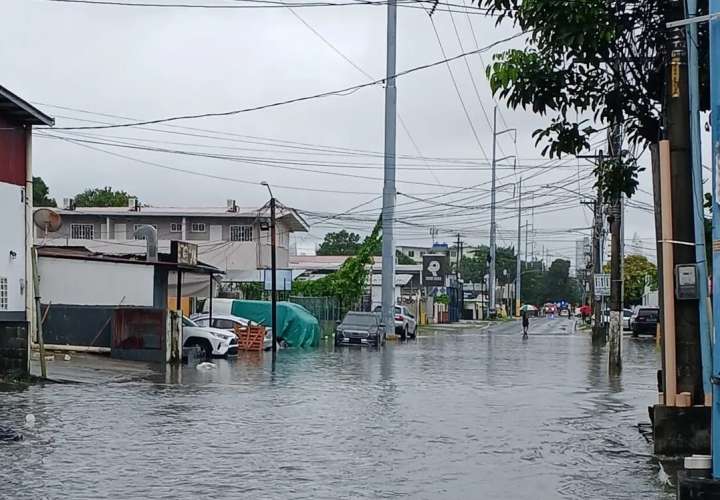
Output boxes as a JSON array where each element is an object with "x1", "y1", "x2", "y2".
[{"x1": 234, "y1": 324, "x2": 266, "y2": 351}]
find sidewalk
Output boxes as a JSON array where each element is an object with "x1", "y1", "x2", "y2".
[
  {"x1": 29, "y1": 351, "x2": 157, "y2": 384},
  {"x1": 420, "y1": 320, "x2": 491, "y2": 332}
]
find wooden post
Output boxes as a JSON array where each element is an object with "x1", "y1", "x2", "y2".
[{"x1": 660, "y1": 139, "x2": 677, "y2": 407}]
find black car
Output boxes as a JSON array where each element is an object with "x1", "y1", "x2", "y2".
[
  {"x1": 335, "y1": 312, "x2": 386, "y2": 347},
  {"x1": 631, "y1": 307, "x2": 659, "y2": 337}
]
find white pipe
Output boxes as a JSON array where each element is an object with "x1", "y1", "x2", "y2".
[{"x1": 32, "y1": 343, "x2": 110, "y2": 354}]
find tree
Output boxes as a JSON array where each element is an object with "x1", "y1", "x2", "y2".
[
  {"x1": 294, "y1": 222, "x2": 381, "y2": 309},
  {"x1": 74, "y1": 187, "x2": 132, "y2": 208},
  {"x1": 542, "y1": 259, "x2": 578, "y2": 303},
  {"x1": 317, "y1": 230, "x2": 361, "y2": 256},
  {"x1": 396, "y1": 251, "x2": 416, "y2": 265},
  {"x1": 32, "y1": 176, "x2": 56, "y2": 207},
  {"x1": 482, "y1": 0, "x2": 708, "y2": 200},
  {"x1": 604, "y1": 254, "x2": 657, "y2": 307}
]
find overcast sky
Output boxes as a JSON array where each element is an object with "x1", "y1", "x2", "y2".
[{"x1": 4, "y1": 0, "x2": 666, "y2": 268}]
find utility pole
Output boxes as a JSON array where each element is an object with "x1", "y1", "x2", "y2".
[
  {"x1": 489, "y1": 106, "x2": 516, "y2": 319},
  {"x1": 261, "y1": 182, "x2": 277, "y2": 361},
  {"x1": 381, "y1": 0, "x2": 397, "y2": 338},
  {"x1": 607, "y1": 125, "x2": 624, "y2": 374},
  {"x1": 666, "y1": 18, "x2": 703, "y2": 402},
  {"x1": 515, "y1": 178, "x2": 522, "y2": 317}
]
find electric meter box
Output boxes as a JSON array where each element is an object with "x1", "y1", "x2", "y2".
[{"x1": 675, "y1": 264, "x2": 698, "y2": 300}]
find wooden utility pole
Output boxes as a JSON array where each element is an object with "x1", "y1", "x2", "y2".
[{"x1": 607, "y1": 127, "x2": 624, "y2": 373}]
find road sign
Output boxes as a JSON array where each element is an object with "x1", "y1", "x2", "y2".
[
  {"x1": 594, "y1": 273, "x2": 610, "y2": 297},
  {"x1": 422, "y1": 254, "x2": 449, "y2": 286}
]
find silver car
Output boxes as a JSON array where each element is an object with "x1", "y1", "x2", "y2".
[{"x1": 335, "y1": 312, "x2": 386, "y2": 347}]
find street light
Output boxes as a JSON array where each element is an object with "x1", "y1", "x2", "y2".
[{"x1": 261, "y1": 181, "x2": 277, "y2": 361}]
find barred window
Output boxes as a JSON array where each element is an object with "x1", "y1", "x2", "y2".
[
  {"x1": 191, "y1": 223, "x2": 206, "y2": 233},
  {"x1": 71, "y1": 224, "x2": 94, "y2": 240},
  {"x1": 230, "y1": 225, "x2": 253, "y2": 242},
  {"x1": 0, "y1": 277, "x2": 7, "y2": 310},
  {"x1": 170, "y1": 223, "x2": 182, "y2": 233}
]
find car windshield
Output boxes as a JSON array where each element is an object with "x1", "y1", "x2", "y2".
[
  {"x1": 342, "y1": 313, "x2": 379, "y2": 328},
  {"x1": 182, "y1": 317, "x2": 198, "y2": 327},
  {"x1": 637, "y1": 309, "x2": 659, "y2": 320}
]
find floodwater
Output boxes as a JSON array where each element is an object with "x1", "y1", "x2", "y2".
[{"x1": 1, "y1": 318, "x2": 670, "y2": 499}]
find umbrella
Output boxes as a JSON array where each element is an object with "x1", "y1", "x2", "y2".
[{"x1": 520, "y1": 304, "x2": 537, "y2": 312}]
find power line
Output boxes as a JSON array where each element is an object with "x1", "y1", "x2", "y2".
[{"x1": 47, "y1": 32, "x2": 525, "y2": 130}]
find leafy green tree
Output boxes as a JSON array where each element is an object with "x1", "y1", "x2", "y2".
[
  {"x1": 294, "y1": 222, "x2": 381, "y2": 309},
  {"x1": 482, "y1": 0, "x2": 707, "y2": 200},
  {"x1": 32, "y1": 176, "x2": 56, "y2": 207},
  {"x1": 317, "y1": 230, "x2": 361, "y2": 256},
  {"x1": 74, "y1": 187, "x2": 132, "y2": 207},
  {"x1": 542, "y1": 259, "x2": 576, "y2": 303},
  {"x1": 603, "y1": 254, "x2": 657, "y2": 307},
  {"x1": 396, "y1": 251, "x2": 416, "y2": 265}
]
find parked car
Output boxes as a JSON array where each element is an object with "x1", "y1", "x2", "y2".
[
  {"x1": 191, "y1": 313, "x2": 273, "y2": 351},
  {"x1": 372, "y1": 305, "x2": 417, "y2": 340},
  {"x1": 623, "y1": 309, "x2": 633, "y2": 330},
  {"x1": 182, "y1": 316, "x2": 238, "y2": 358},
  {"x1": 335, "y1": 312, "x2": 386, "y2": 347},
  {"x1": 394, "y1": 306, "x2": 417, "y2": 339},
  {"x1": 631, "y1": 307, "x2": 660, "y2": 337}
]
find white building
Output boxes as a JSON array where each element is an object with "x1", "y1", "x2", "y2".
[
  {"x1": 35, "y1": 201, "x2": 308, "y2": 287},
  {"x1": 0, "y1": 86, "x2": 53, "y2": 375}
]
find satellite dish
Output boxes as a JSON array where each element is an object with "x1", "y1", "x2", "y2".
[{"x1": 33, "y1": 208, "x2": 62, "y2": 234}]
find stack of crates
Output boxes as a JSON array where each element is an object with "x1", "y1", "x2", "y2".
[{"x1": 234, "y1": 324, "x2": 266, "y2": 351}]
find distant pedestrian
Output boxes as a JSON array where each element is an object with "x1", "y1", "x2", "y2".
[{"x1": 522, "y1": 311, "x2": 529, "y2": 336}]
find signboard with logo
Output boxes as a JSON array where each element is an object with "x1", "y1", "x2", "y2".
[
  {"x1": 594, "y1": 273, "x2": 610, "y2": 297},
  {"x1": 171, "y1": 241, "x2": 198, "y2": 266},
  {"x1": 422, "y1": 254, "x2": 449, "y2": 286}
]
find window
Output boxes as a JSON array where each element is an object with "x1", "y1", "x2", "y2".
[
  {"x1": 170, "y1": 223, "x2": 182, "y2": 233},
  {"x1": 0, "y1": 277, "x2": 7, "y2": 310},
  {"x1": 213, "y1": 319, "x2": 237, "y2": 330},
  {"x1": 71, "y1": 224, "x2": 94, "y2": 240},
  {"x1": 191, "y1": 223, "x2": 206, "y2": 233},
  {"x1": 133, "y1": 224, "x2": 158, "y2": 240},
  {"x1": 408, "y1": 250, "x2": 415, "y2": 257},
  {"x1": 230, "y1": 225, "x2": 253, "y2": 242}
]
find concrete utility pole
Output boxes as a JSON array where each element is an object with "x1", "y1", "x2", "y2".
[
  {"x1": 381, "y1": 0, "x2": 397, "y2": 337},
  {"x1": 515, "y1": 178, "x2": 522, "y2": 317},
  {"x1": 607, "y1": 127, "x2": 624, "y2": 374},
  {"x1": 489, "y1": 106, "x2": 516, "y2": 319}
]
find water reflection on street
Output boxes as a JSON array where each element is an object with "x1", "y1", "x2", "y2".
[{"x1": 1, "y1": 318, "x2": 670, "y2": 499}]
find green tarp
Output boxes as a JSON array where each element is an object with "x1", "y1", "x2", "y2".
[{"x1": 230, "y1": 300, "x2": 320, "y2": 348}]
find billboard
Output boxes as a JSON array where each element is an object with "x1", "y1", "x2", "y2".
[{"x1": 422, "y1": 254, "x2": 449, "y2": 286}]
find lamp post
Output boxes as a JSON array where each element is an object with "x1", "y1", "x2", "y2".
[{"x1": 261, "y1": 181, "x2": 277, "y2": 361}]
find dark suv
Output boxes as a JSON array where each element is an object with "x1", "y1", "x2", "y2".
[
  {"x1": 335, "y1": 312, "x2": 386, "y2": 347},
  {"x1": 631, "y1": 307, "x2": 659, "y2": 337}
]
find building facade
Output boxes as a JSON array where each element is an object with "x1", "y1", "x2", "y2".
[
  {"x1": 0, "y1": 86, "x2": 53, "y2": 376},
  {"x1": 36, "y1": 201, "x2": 308, "y2": 284}
]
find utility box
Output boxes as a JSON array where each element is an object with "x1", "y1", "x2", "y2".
[{"x1": 675, "y1": 264, "x2": 699, "y2": 300}]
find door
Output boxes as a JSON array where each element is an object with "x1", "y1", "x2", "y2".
[
  {"x1": 114, "y1": 223, "x2": 126, "y2": 240},
  {"x1": 209, "y1": 225, "x2": 223, "y2": 241}
]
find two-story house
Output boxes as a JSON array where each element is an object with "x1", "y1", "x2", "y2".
[{"x1": 35, "y1": 198, "x2": 308, "y2": 285}]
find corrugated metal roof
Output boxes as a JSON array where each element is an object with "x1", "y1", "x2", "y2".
[{"x1": 0, "y1": 85, "x2": 54, "y2": 126}]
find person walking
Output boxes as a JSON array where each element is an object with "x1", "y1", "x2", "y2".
[{"x1": 522, "y1": 311, "x2": 530, "y2": 337}]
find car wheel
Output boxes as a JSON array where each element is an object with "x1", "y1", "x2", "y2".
[
  {"x1": 401, "y1": 326, "x2": 408, "y2": 341},
  {"x1": 186, "y1": 338, "x2": 213, "y2": 359},
  {"x1": 631, "y1": 330, "x2": 638, "y2": 338},
  {"x1": 409, "y1": 326, "x2": 417, "y2": 340}
]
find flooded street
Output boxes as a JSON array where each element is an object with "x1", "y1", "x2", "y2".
[{"x1": 1, "y1": 318, "x2": 669, "y2": 499}]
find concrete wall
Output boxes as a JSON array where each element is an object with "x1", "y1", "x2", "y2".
[
  {"x1": 0, "y1": 182, "x2": 26, "y2": 317},
  {"x1": 38, "y1": 257, "x2": 155, "y2": 307},
  {"x1": 0, "y1": 322, "x2": 27, "y2": 376}
]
